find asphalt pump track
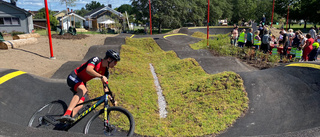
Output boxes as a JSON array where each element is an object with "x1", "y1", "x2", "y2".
[{"x1": 1, "y1": 28, "x2": 320, "y2": 136}]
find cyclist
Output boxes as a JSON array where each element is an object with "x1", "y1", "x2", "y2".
[{"x1": 58, "y1": 50, "x2": 120, "y2": 122}]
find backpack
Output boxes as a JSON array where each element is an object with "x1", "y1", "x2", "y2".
[{"x1": 262, "y1": 35, "x2": 269, "y2": 44}]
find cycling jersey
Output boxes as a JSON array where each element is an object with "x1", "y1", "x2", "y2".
[
  {"x1": 67, "y1": 57, "x2": 109, "y2": 92},
  {"x1": 74, "y1": 57, "x2": 109, "y2": 82}
]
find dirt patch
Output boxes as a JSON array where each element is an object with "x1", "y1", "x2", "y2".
[
  {"x1": 209, "y1": 49, "x2": 280, "y2": 70},
  {"x1": 0, "y1": 34, "x2": 117, "y2": 78},
  {"x1": 51, "y1": 33, "x2": 89, "y2": 40}
]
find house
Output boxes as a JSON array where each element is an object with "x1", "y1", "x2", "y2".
[
  {"x1": 53, "y1": 10, "x2": 67, "y2": 19},
  {"x1": 59, "y1": 12, "x2": 85, "y2": 30},
  {"x1": 84, "y1": 5, "x2": 123, "y2": 31},
  {"x1": 0, "y1": 0, "x2": 33, "y2": 33}
]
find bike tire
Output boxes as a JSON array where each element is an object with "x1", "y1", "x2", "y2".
[
  {"x1": 28, "y1": 100, "x2": 67, "y2": 130},
  {"x1": 84, "y1": 106, "x2": 135, "y2": 136}
]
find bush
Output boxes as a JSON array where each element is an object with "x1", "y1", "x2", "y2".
[{"x1": 134, "y1": 29, "x2": 145, "y2": 34}]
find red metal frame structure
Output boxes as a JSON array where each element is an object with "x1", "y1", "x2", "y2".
[
  {"x1": 271, "y1": 0, "x2": 275, "y2": 27},
  {"x1": 44, "y1": 0, "x2": 54, "y2": 58},
  {"x1": 149, "y1": 0, "x2": 152, "y2": 35},
  {"x1": 286, "y1": 5, "x2": 290, "y2": 31},
  {"x1": 207, "y1": 0, "x2": 210, "y2": 46}
]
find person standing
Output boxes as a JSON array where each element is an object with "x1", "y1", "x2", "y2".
[
  {"x1": 280, "y1": 31, "x2": 290, "y2": 59},
  {"x1": 237, "y1": 29, "x2": 246, "y2": 48},
  {"x1": 261, "y1": 15, "x2": 266, "y2": 26},
  {"x1": 292, "y1": 31, "x2": 301, "y2": 48},
  {"x1": 287, "y1": 29, "x2": 294, "y2": 47},
  {"x1": 308, "y1": 42, "x2": 319, "y2": 61},
  {"x1": 245, "y1": 28, "x2": 254, "y2": 48},
  {"x1": 261, "y1": 29, "x2": 271, "y2": 53},
  {"x1": 309, "y1": 27, "x2": 316, "y2": 39},
  {"x1": 232, "y1": 26, "x2": 239, "y2": 46},
  {"x1": 253, "y1": 30, "x2": 261, "y2": 50},
  {"x1": 302, "y1": 34, "x2": 314, "y2": 61}
]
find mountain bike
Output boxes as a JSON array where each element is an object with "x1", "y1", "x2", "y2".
[{"x1": 28, "y1": 83, "x2": 135, "y2": 136}]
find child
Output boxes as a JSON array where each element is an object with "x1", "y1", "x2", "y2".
[
  {"x1": 271, "y1": 35, "x2": 278, "y2": 47},
  {"x1": 308, "y1": 42, "x2": 319, "y2": 61},
  {"x1": 253, "y1": 30, "x2": 261, "y2": 50},
  {"x1": 230, "y1": 30, "x2": 234, "y2": 45},
  {"x1": 278, "y1": 32, "x2": 284, "y2": 47}
]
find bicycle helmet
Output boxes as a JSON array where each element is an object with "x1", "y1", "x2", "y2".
[{"x1": 105, "y1": 50, "x2": 120, "y2": 61}]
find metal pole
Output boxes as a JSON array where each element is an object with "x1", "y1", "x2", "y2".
[
  {"x1": 149, "y1": 0, "x2": 152, "y2": 35},
  {"x1": 44, "y1": 0, "x2": 55, "y2": 59},
  {"x1": 286, "y1": 5, "x2": 290, "y2": 31},
  {"x1": 207, "y1": 0, "x2": 210, "y2": 46},
  {"x1": 271, "y1": 0, "x2": 275, "y2": 27}
]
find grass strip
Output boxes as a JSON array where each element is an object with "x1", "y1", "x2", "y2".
[{"x1": 87, "y1": 37, "x2": 248, "y2": 136}]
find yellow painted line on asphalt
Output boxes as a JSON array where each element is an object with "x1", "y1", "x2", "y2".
[
  {"x1": 130, "y1": 35, "x2": 135, "y2": 38},
  {"x1": 188, "y1": 27, "x2": 207, "y2": 29},
  {"x1": 0, "y1": 71, "x2": 26, "y2": 85},
  {"x1": 286, "y1": 63, "x2": 320, "y2": 70},
  {"x1": 163, "y1": 33, "x2": 188, "y2": 39}
]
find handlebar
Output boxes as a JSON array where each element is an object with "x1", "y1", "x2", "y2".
[{"x1": 103, "y1": 83, "x2": 115, "y2": 105}]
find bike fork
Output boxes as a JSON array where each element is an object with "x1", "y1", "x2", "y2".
[{"x1": 103, "y1": 96, "x2": 112, "y2": 135}]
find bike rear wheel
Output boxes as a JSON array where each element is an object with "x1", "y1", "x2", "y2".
[
  {"x1": 28, "y1": 100, "x2": 67, "y2": 130},
  {"x1": 84, "y1": 106, "x2": 135, "y2": 136}
]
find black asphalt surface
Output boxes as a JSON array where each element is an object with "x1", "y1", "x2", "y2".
[{"x1": 1, "y1": 27, "x2": 320, "y2": 136}]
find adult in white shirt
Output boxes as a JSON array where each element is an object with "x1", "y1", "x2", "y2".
[{"x1": 309, "y1": 27, "x2": 316, "y2": 39}]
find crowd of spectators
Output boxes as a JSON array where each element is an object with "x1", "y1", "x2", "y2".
[{"x1": 230, "y1": 23, "x2": 320, "y2": 62}]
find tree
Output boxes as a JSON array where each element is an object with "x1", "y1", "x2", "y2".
[
  {"x1": 131, "y1": 0, "x2": 150, "y2": 25},
  {"x1": 116, "y1": 4, "x2": 133, "y2": 15},
  {"x1": 75, "y1": 7, "x2": 89, "y2": 17},
  {"x1": 61, "y1": 0, "x2": 77, "y2": 28},
  {"x1": 209, "y1": 0, "x2": 233, "y2": 25},
  {"x1": 188, "y1": 0, "x2": 206, "y2": 26},
  {"x1": 34, "y1": 8, "x2": 59, "y2": 30},
  {"x1": 85, "y1": 1, "x2": 105, "y2": 11}
]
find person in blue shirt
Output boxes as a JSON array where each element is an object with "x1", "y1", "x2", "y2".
[{"x1": 245, "y1": 28, "x2": 253, "y2": 48}]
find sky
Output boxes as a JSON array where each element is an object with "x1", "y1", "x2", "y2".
[{"x1": 3, "y1": 0, "x2": 131, "y2": 11}]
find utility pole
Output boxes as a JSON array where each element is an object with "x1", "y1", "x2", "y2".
[{"x1": 207, "y1": 0, "x2": 210, "y2": 46}]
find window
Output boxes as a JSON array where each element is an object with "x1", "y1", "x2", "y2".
[
  {"x1": 11, "y1": 17, "x2": 20, "y2": 25},
  {"x1": 0, "y1": 17, "x2": 20, "y2": 26},
  {"x1": 0, "y1": 18, "x2": 3, "y2": 25},
  {"x1": 4, "y1": 17, "x2": 12, "y2": 25}
]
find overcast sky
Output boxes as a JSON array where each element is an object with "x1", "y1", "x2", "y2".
[{"x1": 4, "y1": 0, "x2": 131, "y2": 11}]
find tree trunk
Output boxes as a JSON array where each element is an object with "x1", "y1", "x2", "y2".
[
  {"x1": 158, "y1": 22, "x2": 162, "y2": 34},
  {"x1": 0, "y1": 38, "x2": 38, "y2": 49},
  {"x1": 304, "y1": 20, "x2": 307, "y2": 29},
  {"x1": 289, "y1": 19, "x2": 291, "y2": 29}
]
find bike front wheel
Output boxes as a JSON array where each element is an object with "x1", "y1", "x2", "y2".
[
  {"x1": 28, "y1": 100, "x2": 67, "y2": 130},
  {"x1": 84, "y1": 106, "x2": 135, "y2": 136}
]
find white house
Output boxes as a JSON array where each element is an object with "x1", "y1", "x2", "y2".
[
  {"x1": 60, "y1": 13, "x2": 85, "y2": 30},
  {"x1": 84, "y1": 5, "x2": 123, "y2": 30}
]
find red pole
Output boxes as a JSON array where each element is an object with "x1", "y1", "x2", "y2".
[
  {"x1": 286, "y1": 5, "x2": 290, "y2": 31},
  {"x1": 207, "y1": 0, "x2": 210, "y2": 46},
  {"x1": 44, "y1": 0, "x2": 54, "y2": 59},
  {"x1": 271, "y1": 0, "x2": 275, "y2": 27},
  {"x1": 149, "y1": 0, "x2": 152, "y2": 35}
]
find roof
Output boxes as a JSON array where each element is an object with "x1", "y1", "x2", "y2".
[
  {"x1": 84, "y1": 6, "x2": 123, "y2": 18},
  {"x1": 60, "y1": 13, "x2": 85, "y2": 21},
  {"x1": 54, "y1": 10, "x2": 66, "y2": 16},
  {"x1": 0, "y1": 0, "x2": 31, "y2": 16}
]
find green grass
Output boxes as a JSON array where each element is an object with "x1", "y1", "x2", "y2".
[
  {"x1": 87, "y1": 37, "x2": 248, "y2": 136},
  {"x1": 271, "y1": 23, "x2": 319, "y2": 33}
]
